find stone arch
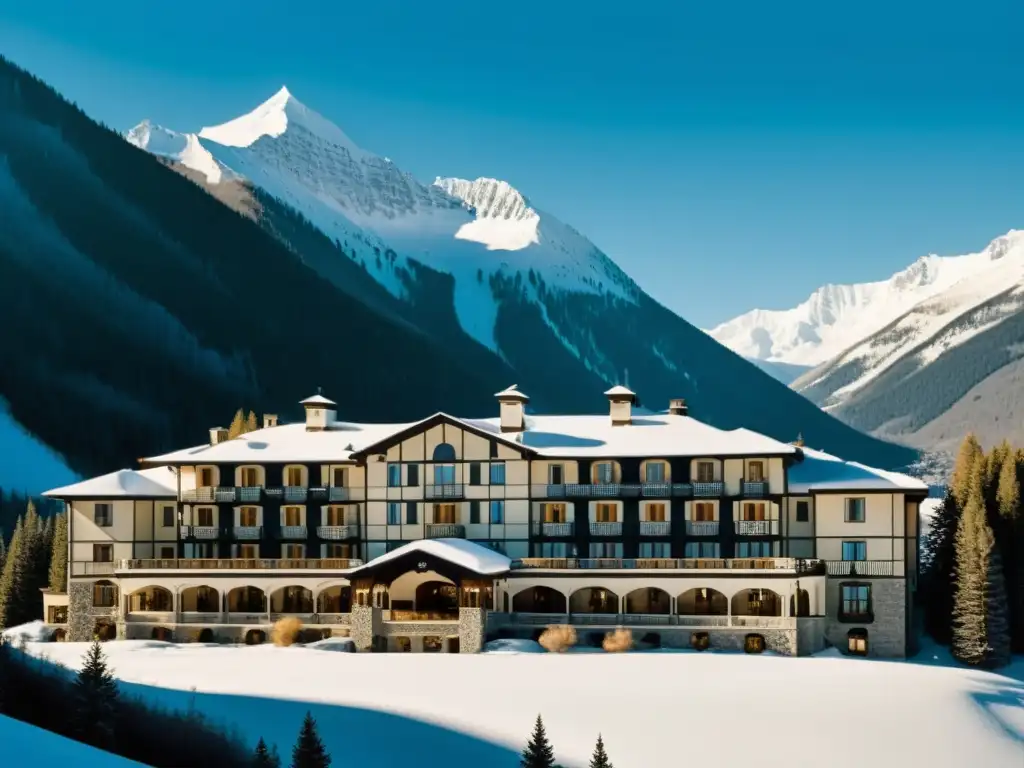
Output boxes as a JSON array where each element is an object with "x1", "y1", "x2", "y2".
[
  {"x1": 316, "y1": 585, "x2": 352, "y2": 613},
  {"x1": 270, "y1": 585, "x2": 313, "y2": 613},
  {"x1": 676, "y1": 587, "x2": 727, "y2": 615},
  {"x1": 790, "y1": 588, "x2": 811, "y2": 617},
  {"x1": 624, "y1": 587, "x2": 671, "y2": 615},
  {"x1": 732, "y1": 588, "x2": 782, "y2": 617},
  {"x1": 128, "y1": 585, "x2": 173, "y2": 612},
  {"x1": 512, "y1": 585, "x2": 567, "y2": 614},
  {"x1": 227, "y1": 585, "x2": 267, "y2": 613},
  {"x1": 180, "y1": 585, "x2": 219, "y2": 612},
  {"x1": 92, "y1": 580, "x2": 118, "y2": 609},
  {"x1": 569, "y1": 586, "x2": 619, "y2": 614}
]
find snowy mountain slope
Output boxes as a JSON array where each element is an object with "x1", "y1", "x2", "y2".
[
  {"x1": 121, "y1": 84, "x2": 917, "y2": 468},
  {"x1": 707, "y1": 233, "x2": 1020, "y2": 366}
]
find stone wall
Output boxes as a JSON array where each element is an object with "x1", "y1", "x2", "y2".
[
  {"x1": 350, "y1": 605, "x2": 376, "y2": 651},
  {"x1": 824, "y1": 578, "x2": 906, "y2": 658},
  {"x1": 458, "y1": 608, "x2": 487, "y2": 653},
  {"x1": 796, "y1": 618, "x2": 827, "y2": 656},
  {"x1": 68, "y1": 580, "x2": 119, "y2": 642}
]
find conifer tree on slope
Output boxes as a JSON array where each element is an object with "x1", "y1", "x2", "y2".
[
  {"x1": 951, "y1": 434, "x2": 983, "y2": 508},
  {"x1": 72, "y1": 639, "x2": 119, "y2": 750},
  {"x1": 521, "y1": 714, "x2": 556, "y2": 768},
  {"x1": 952, "y1": 459, "x2": 987, "y2": 665},
  {"x1": 995, "y1": 449, "x2": 1024, "y2": 651},
  {"x1": 253, "y1": 736, "x2": 281, "y2": 768},
  {"x1": 0, "y1": 516, "x2": 26, "y2": 628},
  {"x1": 590, "y1": 734, "x2": 613, "y2": 768},
  {"x1": 982, "y1": 525, "x2": 1012, "y2": 668},
  {"x1": 921, "y1": 488, "x2": 961, "y2": 644},
  {"x1": 246, "y1": 410, "x2": 259, "y2": 434},
  {"x1": 48, "y1": 511, "x2": 68, "y2": 592},
  {"x1": 291, "y1": 711, "x2": 331, "y2": 768}
]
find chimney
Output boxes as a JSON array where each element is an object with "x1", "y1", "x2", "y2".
[
  {"x1": 604, "y1": 385, "x2": 637, "y2": 426},
  {"x1": 263, "y1": 414, "x2": 279, "y2": 429},
  {"x1": 209, "y1": 427, "x2": 228, "y2": 445},
  {"x1": 668, "y1": 398, "x2": 688, "y2": 416},
  {"x1": 300, "y1": 391, "x2": 337, "y2": 432},
  {"x1": 495, "y1": 385, "x2": 529, "y2": 433}
]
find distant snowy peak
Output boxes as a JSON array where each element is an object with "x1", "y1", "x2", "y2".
[
  {"x1": 708, "y1": 230, "x2": 1024, "y2": 366},
  {"x1": 434, "y1": 177, "x2": 540, "y2": 251},
  {"x1": 125, "y1": 120, "x2": 229, "y2": 184}
]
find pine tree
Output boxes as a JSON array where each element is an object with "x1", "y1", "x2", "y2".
[
  {"x1": 994, "y1": 448, "x2": 1024, "y2": 652},
  {"x1": 0, "y1": 516, "x2": 26, "y2": 628},
  {"x1": 253, "y1": 736, "x2": 281, "y2": 767},
  {"x1": 921, "y1": 489, "x2": 961, "y2": 644},
  {"x1": 0, "y1": 534, "x2": 6, "y2": 576},
  {"x1": 228, "y1": 409, "x2": 246, "y2": 439},
  {"x1": 72, "y1": 639, "x2": 120, "y2": 749},
  {"x1": 983, "y1": 529, "x2": 1012, "y2": 668},
  {"x1": 951, "y1": 434, "x2": 983, "y2": 507},
  {"x1": 48, "y1": 511, "x2": 67, "y2": 592},
  {"x1": 996, "y1": 448, "x2": 1020, "y2": 519},
  {"x1": 521, "y1": 715, "x2": 556, "y2": 768},
  {"x1": 589, "y1": 734, "x2": 613, "y2": 768},
  {"x1": 246, "y1": 410, "x2": 259, "y2": 434},
  {"x1": 291, "y1": 711, "x2": 331, "y2": 768},
  {"x1": 952, "y1": 459, "x2": 987, "y2": 665}
]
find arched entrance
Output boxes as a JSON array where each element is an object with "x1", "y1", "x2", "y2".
[
  {"x1": 270, "y1": 586, "x2": 313, "y2": 613},
  {"x1": 228, "y1": 586, "x2": 266, "y2": 613},
  {"x1": 181, "y1": 585, "x2": 219, "y2": 613},
  {"x1": 676, "y1": 588, "x2": 727, "y2": 616},
  {"x1": 128, "y1": 586, "x2": 172, "y2": 612},
  {"x1": 569, "y1": 587, "x2": 619, "y2": 614},
  {"x1": 415, "y1": 581, "x2": 459, "y2": 615},
  {"x1": 317, "y1": 585, "x2": 352, "y2": 613},
  {"x1": 512, "y1": 586, "x2": 567, "y2": 614},
  {"x1": 624, "y1": 587, "x2": 670, "y2": 615}
]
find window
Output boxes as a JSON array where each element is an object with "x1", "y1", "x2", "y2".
[
  {"x1": 742, "y1": 503, "x2": 766, "y2": 521},
  {"x1": 283, "y1": 506, "x2": 302, "y2": 526},
  {"x1": 548, "y1": 464, "x2": 564, "y2": 485},
  {"x1": 332, "y1": 467, "x2": 348, "y2": 487},
  {"x1": 489, "y1": 500, "x2": 504, "y2": 524},
  {"x1": 387, "y1": 464, "x2": 401, "y2": 487},
  {"x1": 684, "y1": 542, "x2": 720, "y2": 558},
  {"x1": 594, "y1": 462, "x2": 614, "y2": 484},
  {"x1": 469, "y1": 500, "x2": 480, "y2": 524},
  {"x1": 159, "y1": 546, "x2": 176, "y2": 559},
  {"x1": 286, "y1": 466, "x2": 303, "y2": 486},
  {"x1": 469, "y1": 463, "x2": 481, "y2": 486},
  {"x1": 736, "y1": 541, "x2": 773, "y2": 557},
  {"x1": 198, "y1": 467, "x2": 213, "y2": 487},
  {"x1": 434, "y1": 504, "x2": 457, "y2": 524},
  {"x1": 192, "y1": 542, "x2": 215, "y2": 558},
  {"x1": 196, "y1": 507, "x2": 214, "y2": 526},
  {"x1": 93, "y1": 544, "x2": 113, "y2": 563},
  {"x1": 595, "y1": 503, "x2": 617, "y2": 522},
  {"x1": 407, "y1": 464, "x2": 419, "y2": 486},
  {"x1": 387, "y1": 502, "x2": 401, "y2": 525},
  {"x1": 542, "y1": 503, "x2": 567, "y2": 523},
  {"x1": 534, "y1": 542, "x2": 573, "y2": 558},
  {"x1": 433, "y1": 464, "x2": 455, "y2": 485},
  {"x1": 325, "y1": 543, "x2": 354, "y2": 558},
  {"x1": 692, "y1": 502, "x2": 715, "y2": 521},
  {"x1": 405, "y1": 502, "x2": 417, "y2": 524},
  {"x1": 161, "y1": 506, "x2": 175, "y2": 527},
  {"x1": 795, "y1": 500, "x2": 810, "y2": 522},
  {"x1": 845, "y1": 498, "x2": 866, "y2": 523},
  {"x1": 324, "y1": 506, "x2": 345, "y2": 526},
  {"x1": 696, "y1": 461, "x2": 715, "y2": 483},
  {"x1": 241, "y1": 467, "x2": 259, "y2": 487},
  {"x1": 95, "y1": 503, "x2": 112, "y2": 527},
  {"x1": 840, "y1": 584, "x2": 871, "y2": 619},
  {"x1": 645, "y1": 462, "x2": 666, "y2": 483},
  {"x1": 238, "y1": 544, "x2": 258, "y2": 559},
  {"x1": 489, "y1": 462, "x2": 506, "y2": 485},
  {"x1": 747, "y1": 461, "x2": 765, "y2": 482},
  {"x1": 640, "y1": 542, "x2": 671, "y2": 557},
  {"x1": 283, "y1": 544, "x2": 305, "y2": 559},
  {"x1": 92, "y1": 581, "x2": 116, "y2": 608},
  {"x1": 433, "y1": 443, "x2": 457, "y2": 462},
  {"x1": 589, "y1": 542, "x2": 623, "y2": 558},
  {"x1": 239, "y1": 507, "x2": 258, "y2": 526},
  {"x1": 847, "y1": 629, "x2": 869, "y2": 656},
  {"x1": 842, "y1": 541, "x2": 867, "y2": 561},
  {"x1": 646, "y1": 503, "x2": 666, "y2": 522}
]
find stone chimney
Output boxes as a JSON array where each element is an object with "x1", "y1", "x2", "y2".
[
  {"x1": 604, "y1": 385, "x2": 637, "y2": 426},
  {"x1": 263, "y1": 414, "x2": 279, "y2": 429},
  {"x1": 495, "y1": 385, "x2": 529, "y2": 433},
  {"x1": 209, "y1": 427, "x2": 228, "y2": 445},
  {"x1": 668, "y1": 398, "x2": 688, "y2": 416},
  {"x1": 300, "y1": 391, "x2": 337, "y2": 432}
]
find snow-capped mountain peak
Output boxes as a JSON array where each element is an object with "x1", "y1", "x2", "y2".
[{"x1": 433, "y1": 177, "x2": 540, "y2": 251}]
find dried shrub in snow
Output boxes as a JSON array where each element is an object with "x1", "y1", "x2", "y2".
[
  {"x1": 271, "y1": 617, "x2": 302, "y2": 647},
  {"x1": 602, "y1": 628, "x2": 633, "y2": 653},
  {"x1": 539, "y1": 624, "x2": 577, "y2": 653}
]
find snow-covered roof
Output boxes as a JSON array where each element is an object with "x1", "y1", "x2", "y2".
[
  {"x1": 788, "y1": 447, "x2": 928, "y2": 493},
  {"x1": 352, "y1": 538, "x2": 511, "y2": 576},
  {"x1": 603, "y1": 385, "x2": 636, "y2": 399},
  {"x1": 44, "y1": 467, "x2": 177, "y2": 498},
  {"x1": 300, "y1": 394, "x2": 337, "y2": 407},
  {"x1": 494, "y1": 385, "x2": 529, "y2": 401}
]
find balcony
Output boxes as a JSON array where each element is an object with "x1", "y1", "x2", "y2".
[
  {"x1": 639, "y1": 521, "x2": 671, "y2": 536},
  {"x1": 425, "y1": 484, "x2": 465, "y2": 500},
  {"x1": 308, "y1": 487, "x2": 329, "y2": 501},
  {"x1": 671, "y1": 483, "x2": 694, "y2": 497},
  {"x1": 692, "y1": 482, "x2": 724, "y2": 497},
  {"x1": 283, "y1": 486, "x2": 308, "y2": 503},
  {"x1": 184, "y1": 526, "x2": 219, "y2": 539},
  {"x1": 511, "y1": 557, "x2": 825, "y2": 574},
  {"x1": 425, "y1": 523, "x2": 466, "y2": 538},
  {"x1": 742, "y1": 481, "x2": 769, "y2": 498},
  {"x1": 70, "y1": 561, "x2": 116, "y2": 576},
  {"x1": 532, "y1": 521, "x2": 574, "y2": 537},
  {"x1": 328, "y1": 487, "x2": 350, "y2": 502},
  {"x1": 278, "y1": 525, "x2": 308, "y2": 539},
  {"x1": 685, "y1": 521, "x2": 719, "y2": 536},
  {"x1": 589, "y1": 521, "x2": 622, "y2": 536},
  {"x1": 566, "y1": 484, "x2": 641, "y2": 497},
  {"x1": 640, "y1": 482, "x2": 671, "y2": 497},
  {"x1": 233, "y1": 526, "x2": 262, "y2": 540},
  {"x1": 825, "y1": 560, "x2": 894, "y2": 577},
  {"x1": 238, "y1": 487, "x2": 262, "y2": 503},
  {"x1": 734, "y1": 520, "x2": 779, "y2": 536},
  {"x1": 117, "y1": 557, "x2": 363, "y2": 571},
  {"x1": 317, "y1": 525, "x2": 359, "y2": 540}
]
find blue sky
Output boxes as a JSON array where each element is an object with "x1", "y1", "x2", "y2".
[{"x1": 1, "y1": 0, "x2": 1022, "y2": 327}]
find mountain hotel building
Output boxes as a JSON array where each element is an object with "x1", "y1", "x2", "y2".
[{"x1": 41, "y1": 386, "x2": 925, "y2": 656}]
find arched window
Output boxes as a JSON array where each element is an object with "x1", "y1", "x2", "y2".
[
  {"x1": 432, "y1": 443, "x2": 456, "y2": 461},
  {"x1": 432, "y1": 443, "x2": 456, "y2": 485}
]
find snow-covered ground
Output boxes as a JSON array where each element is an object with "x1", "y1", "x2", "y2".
[
  {"x1": 13, "y1": 633, "x2": 1024, "y2": 768},
  {"x1": 0, "y1": 714, "x2": 143, "y2": 765}
]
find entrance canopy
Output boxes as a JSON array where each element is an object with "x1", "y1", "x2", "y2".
[{"x1": 350, "y1": 539, "x2": 511, "y2": 587}]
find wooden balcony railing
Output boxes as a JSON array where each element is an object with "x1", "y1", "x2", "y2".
[
  {"x1": 507, "y1": 612, "x2": 798, "y2": 628},
  {"x1": 317, "y1": 525, "x2": 359, "y2": 540},
  {"x1": 70, "y1": 561, "x2": 116, "y2": 576},
  {"x1": 425, "y1": 523, "x2": 465, "y2": 538},
  {"x1": 825, "y1": 560, "x2": 894, "y2": 576},
  {"x1": 734, "y1": 520, "x2": 779, "y2": 536},
  {"x1": 116, "y1": 558, "x2": 363, "y2": 571},
  {"x1": 639, "y1": 521, "x2": 671, "y2": 536},
  {"x1": 511, "y1": 557, "x2": 826, "y2": 574},
  {"x1": 685, "y1": 521, "x2": 719, "y2": 536}
]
